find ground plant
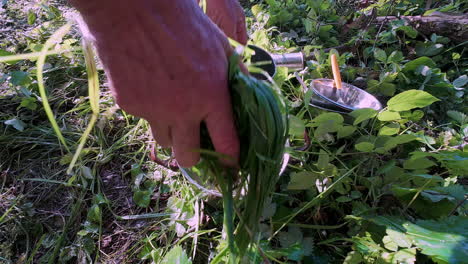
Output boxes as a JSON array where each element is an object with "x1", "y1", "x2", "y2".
[{"x1": 0, "y1": 0, "x2": 467, "y2": 263}]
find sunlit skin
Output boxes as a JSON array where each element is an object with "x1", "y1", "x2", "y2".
[{"x1": 69, "y1": 0, "x2": 247, "y2": 167}]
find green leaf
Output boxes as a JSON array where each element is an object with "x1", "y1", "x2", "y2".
[
  {"x1": 364, "y1": 216, "x2": 468, "y2": 264},
  {"x1": 387, "y1": 229, "x2": 412, "y2": 248},
  {"x1": 379, "y1": 82, "x2": 396, "y2": 96},
  {"x1": 343, "y1": 251, "x2": 363, "y2": 264},
  {"x1": 0, "y1": 49, "x2": 18, "y2": 64},
  {"x1": 289, "y1": 115, "x2": 305, "y2": 137},
  {"x1": 337, "y1": 126, "x2": 356, "y2": 139},
  {"x1": 350, "y1": 108, "x2": 378, "y2": 125},
  {"x1": 392, "y1": 248, "x2": 416, "y2": 263},
  {"x1": 336, "y1": 196, "x2": 352, "y2": 203},
  {"x1": 4, "y1": 118, "x2": 26, "y2": 131},
  {"x1": 447, "y1": 111, "x2": 467, "y2": 125},
  {"x1": 409, "y1": 110, "x2": 424, "y2": 121},
  {"x1": 387, "y1": 51, "x2": 404, "y2": 63},
  {"x1": 387, "y1": 90, "x2": 439, "y2": 111},
  {"x1": 279, "y1": 227, "x2": 303, "y2": 248},
  {"x1": 403, "y1": 157, "x2": 436, "y2": 170},
  {"x1": 19, "y1": 97, "x2": 38, "y2": 110},
  {"x1": 384, "y1": 134, "x2": 417, "y2": 150},
  {"x1": 403, "y1": 57, "x2": 436, "y2": 73},
  {"x1": 453, "y1": 75, "x2": 467, "y2": 88},
  {"x1": 311, "y1": 113, "x2": 344, "y2": 126},
  {"x1": 373, "y1": 48, "x2": 387, "y2": 62},
  {"x1": 407, "y1": 216, "x2": 468, "y2": 264},
  {"x1": 133, "y1": 190, "x2": 152, "y2": 208},
  {"x1": 87, "y1": 204, "x2": 101, "y2": 223},
  {"x1": 379, "y1": 123, "x2": 400, "y2": 136},
  {"x1": 161, "y1": 246, "x2": 192, "y2": 264},
  {"x1": 27, "y1": 11, "x2": 36, "y2": 25},
  {"x1": 378, "y1": 111, "x2": 401, "y2": 121},
  {"x1": 398, "y1": 26, "x2": 418, "y2": 38},
  {"x1": 317, "y1": 149, "x2": 329, "y2": 170},
  {"x1": 10, "y1": 71, "x2": 32, "y2": 87},
  {"x1": 288, "y1": 171, "x2": 319, "y2": 190},
  {"x1": 415, "y1": 42, "x2": 444, "y2": 57},
  {"x1": 355, "y1": 142, "x2": 374, "y2": 152},
  {"x1": 382, "y1": 235, "x2": 398, "y2": 251}
]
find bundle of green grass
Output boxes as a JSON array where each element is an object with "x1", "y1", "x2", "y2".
[{"x1": 197, "y1": 53, "x2": 288, "y2": 262}]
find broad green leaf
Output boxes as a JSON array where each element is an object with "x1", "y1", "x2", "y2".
[
  {"x1": 384, "y1": 134, "x2": 417, "y2": 150},
  {"x1": 287, "y1": 171, "x2": 319, "y2": 190},
  {"x1": 0, "y1": 49, "x2": 18, "y2": 64},
  {"x1": 279, "y1": 227, "x2": 303, "y2": 248},
  {"x1": 363, "y1": 215, "x2": 468, "y2": 263},
  {"x1": 336, "y1": 196, "x2": 352, "y2": 203},
  {"x1": 27, "y1": 11, "x2": 36, "y2": 25},
  {"x1": 373, "y1": 48, "x2": 387, "y2": 62},
  {"x1": 311, "y1": 112, "x2": 343, "y2": 126},
  {"x1": 10, "y1": 71, "x2": 32, "y2": 87},
  {"x1": 379, "y1": 123, "x2": 400, "y2": 136},
  {"x1": 403, "y1": 157, "x2": 436, "y2": 170},
  {"x1": 391, "y1": 186, "x2": 456, "y2": 218},
  {"x1": 398, "y1": 26, "x2": 418, "y2": 38},
  {"x1": 337, "y1": 126, "x2": 356, "y2": 139},
  {"x1": 133, "y1": 190, "x2": 152, "y2": 208},
  {"x1": 343, "y1": 251, "x2": 363, "y2": 264},
  {"x1": 4, "y1": 118, "x2": 26, "y2": 131},
  {"x1": 379, "y1": 82, "x2": 396, "y2": 96},
  {"x1": 392, "y1": 248, "x2": 416, "y2": 264},
  {"x1": 415, "y1": 42, "x2": 444, "y2": 57},
  {"x1": 387, "y1": 90, "x2": 439, "y2": 111},
  {"x1": 382, "y1": 235, "x2": 398, "y2": 251},
  {"x1": 387, "y1": 229, "x2": 412, "y2": 248},
  {"x1": 251, "y1": 4, "x2": 263, "y2": 17},
  {"x1": 289, "y1": 115, "x2": 305, "y2": 137},
  {"x1": 409, "y1": 110, "x2": 424, "y2": 121},
  {"x1": 350, "y1": 108, "x2": 378, "y2": 125},
  {"x1": 407, "y1": 216, "x2": 468, "y2": 264},
  {"x1": 453, "y1": 75, "x2": 467, "y2": 88},
  {"x1": 317, "y1": 149, "x2": 329, "y2": 170},
  {"x1": 355, "y1": 142, "x2": 374, "y2": 152},
  {"x1": 87, "y1": 204, "x2": 101, "y2": 223},
  {"x1": 19, "y1": 97, "x2": 38, "y2": 110},
  {"x1": 378, "y1": 111, "x2": 401, "y2": 121},
  {"x1": 274, "y1": 66, "x2": 289, "y2": 88},
  {"x1": 447, "y1": 110, "x2": 468, "y2": 125},
  {"x1": 387, "y1": 51, "x2": 404, "y2": 63},
  {"x1": 161, "y1": 246, "x2": 192, "y2": 264},
  {"x1": 403, "y1": 57, "x2": 436, "y2": 73}
]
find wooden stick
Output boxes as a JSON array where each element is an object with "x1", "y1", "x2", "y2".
[{"x1": 331, "y1": 54, "x2": 342, "y2": 89}]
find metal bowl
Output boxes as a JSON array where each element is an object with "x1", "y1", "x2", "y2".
[{"x1": 310, "y1": 78, "x2": 383, "y2": 112}]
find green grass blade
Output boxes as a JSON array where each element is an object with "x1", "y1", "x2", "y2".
[
  {"x1": 36, "y1": 23, "x2": 72, "y2": 152},
  {"x1": 66, "y1": 38, "x2": 100, "y2": 175},
  {"x1": 0, "y1": 48, "x2": 81, "y2": 63}
]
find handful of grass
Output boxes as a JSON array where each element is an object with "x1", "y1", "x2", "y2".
[{"x1": 198, "y1": 53, "x2": 288, "y2": 261}]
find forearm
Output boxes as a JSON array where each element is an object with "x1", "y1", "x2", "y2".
[
  {"x1": 69, "y1": 0, "x2": 202, "y2": 38},
  {"x1": 69, "y1": 0, "x2": 226, "y2": 85}
]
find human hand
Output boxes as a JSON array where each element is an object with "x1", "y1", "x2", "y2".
[
  {"x1": 201, "y1": 0, "x2": 248, "y2": 45},
  {"x1": 72, "y1": 0, "x2": 240, "y2": 167}
]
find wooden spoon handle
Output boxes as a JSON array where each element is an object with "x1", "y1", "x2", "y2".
[{"x1": 331, "y1": 54, "x2": 342, "y2": 89}]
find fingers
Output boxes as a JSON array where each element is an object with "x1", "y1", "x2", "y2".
[
  {"x1": 150, "y1": 122, "x2": 172, "y2": 148},
  {"x1": 172, "y1": 121, "x2": 201, "y2": 168},
  {"x1": 205, "y1": 101, "x2": 240, "y2": 167}
]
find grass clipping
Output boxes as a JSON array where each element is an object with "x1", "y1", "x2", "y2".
[{"x1": 197, "y1": 53, "x2": 288, "y2": 261}]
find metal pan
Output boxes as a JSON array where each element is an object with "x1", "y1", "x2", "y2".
[{"x1": 311, "y1": 79, "x2": 383, "y2": 112}]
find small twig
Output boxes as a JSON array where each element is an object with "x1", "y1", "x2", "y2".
[
  {"x1": 449, "y1": 195, "x2": 468, "y2": 216},
  {"x1": 149, "y1": 144, "x2": 179, "y2": 171}
]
